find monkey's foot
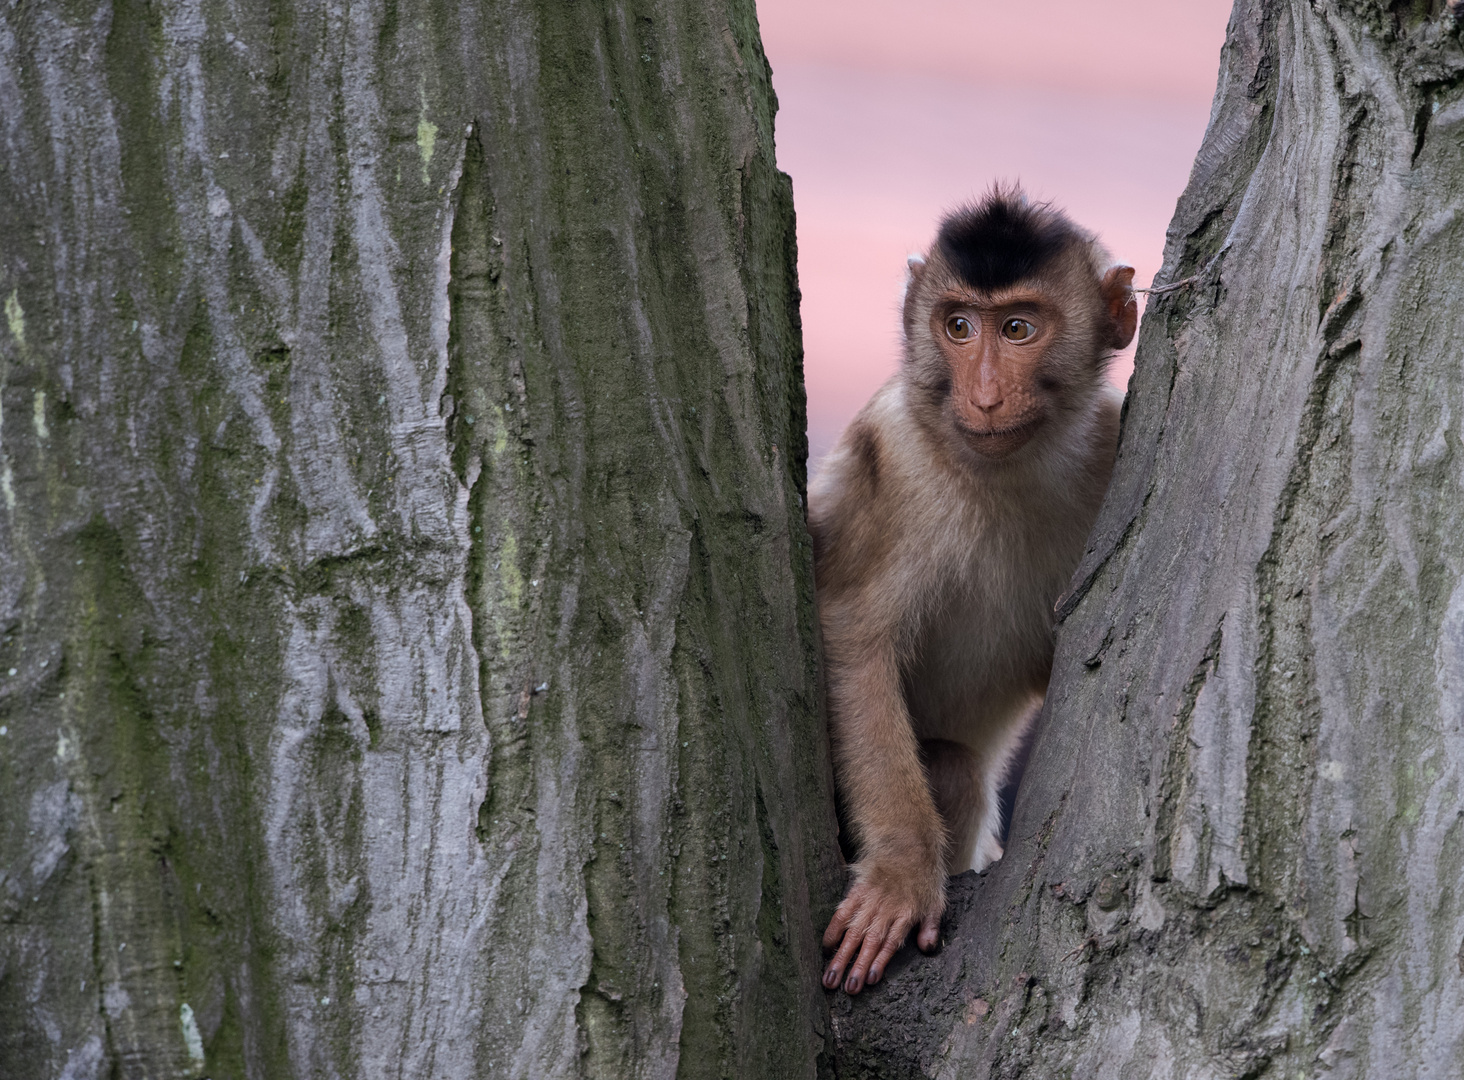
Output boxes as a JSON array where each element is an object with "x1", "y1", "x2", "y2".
[
  {"x1": 821, "y1": 870, "x2": 944, "y2": 995},
  {"x1": 970, "y1": 833, "x2": 1004, "y2": 873}
]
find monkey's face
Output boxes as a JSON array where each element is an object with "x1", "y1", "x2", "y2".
[
  {"x1": 902, "y1": 246, "x2": 1134, "y2": 463},
  {"x1": 927, "y1": 288, "x2": 1064, "y2": 457}
]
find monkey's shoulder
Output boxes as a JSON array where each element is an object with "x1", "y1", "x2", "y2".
[
  {"x1": 807, "y1": 380, "x2": 923, "y2": 597},
  {"x1": 1091, "y1": 381, "x2": 1124, "y2": 452},
  {"x1": 813, "y1": 377, "x2": 908, "y2": 485},
  {"x1": 1074, "y1": 381, "x2": 1125, "y2": 497}
]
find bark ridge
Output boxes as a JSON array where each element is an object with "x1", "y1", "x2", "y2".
[{"x1": 0, "y1": 2, "x2": 840, "y2": 1077}]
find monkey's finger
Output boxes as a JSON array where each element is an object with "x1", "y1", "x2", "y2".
[
  {"x1": 823, "y1": 911, "x2": 870, "y2": 989},
  {"x1": 866, "y1": 918, "x2": 913, "y2": 986},
  {"x1": 822, "y1": 901, "x2": 856, "y2": 952},
  {"x1": 917, "y1": 912, "x2": 941, "y2": 953},
  {"x1": 844, "y1": 918, "x2": 894, "y2": 995},
  {"x1": 822, "y1": 937, "x2": 855, "y2": 988},
  {"x1": 822, "y1": 941, "x2": 852, "y2": 991}
]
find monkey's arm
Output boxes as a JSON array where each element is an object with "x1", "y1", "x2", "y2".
[{"x1": 819, "y1": 603, "x2": 946, "y2": 995}]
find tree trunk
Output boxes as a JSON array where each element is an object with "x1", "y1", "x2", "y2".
[
  {"x1": 0, "y1": 2, "x2": 841, "y2": 1078},
  {"x1": 836, "y1": 1, "x2": 1464, "y2": 1076}
]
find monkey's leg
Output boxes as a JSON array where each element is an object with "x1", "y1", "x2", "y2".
[
  {"x1": 964, "y1": 700, "x2": 1044, "y2": 872},
  {"x1": 921, "y1": 739, "x2": 987, "y2": 875}
]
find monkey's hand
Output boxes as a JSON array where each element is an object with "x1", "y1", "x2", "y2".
[{"x1": 821, "y1": 860, "x2": 944, "y2": 994}]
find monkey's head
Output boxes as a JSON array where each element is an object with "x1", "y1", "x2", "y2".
[{"x1": 901, "y1": 188, "x2": 1137, "y2": 462}]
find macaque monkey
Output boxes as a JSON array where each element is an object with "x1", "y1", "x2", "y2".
[{"x1": 808, "y1": 189, "x2": 1137, "y2": 995}]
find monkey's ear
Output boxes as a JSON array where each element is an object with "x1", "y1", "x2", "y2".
[
  {"x1": 901, "y1": 253, "x2": 928, "y2": 308},
  {"x1": 905, "y1": 253, "x2": 927, "y2": 288},
  {"x1": 1100, "y1": 265, "x2": 1138, "y2": 350}
]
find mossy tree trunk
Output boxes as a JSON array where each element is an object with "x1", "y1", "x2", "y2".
[
  {"x1": 834, "y1": 2, "x2": 1464, "y2": 1076},
  {"x1": 0, "y1": 2, "x2": 841, "y2": 1077}
]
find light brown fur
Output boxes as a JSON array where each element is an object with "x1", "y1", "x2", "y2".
[{"x1": 809, "y1": 193, "x2": 1134, "y2": 994}]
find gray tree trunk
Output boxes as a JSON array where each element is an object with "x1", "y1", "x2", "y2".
[
  {"x1": 835, "y1": 1, "x2": 1464, "y2": 1076},
  {"x1": 0, "y1": 2, "x2": 842, "y2": 1078}
]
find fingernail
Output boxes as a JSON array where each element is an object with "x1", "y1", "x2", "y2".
[
  {"x1": 823, "y1": 968, "x2": 840, "y2": 989},
  {"x1": 869, "y1": 966, "x2": 882, "y2": 983},
  {"x1": 844, "y1": 973, "x2": 862, "y2": 994}
]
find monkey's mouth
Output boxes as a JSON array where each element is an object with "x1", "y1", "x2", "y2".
[{"x1": 960, "y1": 418, "x2": 1041, "y2": 456}]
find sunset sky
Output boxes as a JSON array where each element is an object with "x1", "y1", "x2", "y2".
[{"x1": 754, "y1": 0, "x2": 1236, "y2": 462}]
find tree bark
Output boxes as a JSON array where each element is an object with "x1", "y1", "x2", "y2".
[
  {"x1": 835, "y1": 1, "x2": 1464, "y2": 1076},
  {"x1": 0, "y1": 2, "x2": 841, "y2": 1078}
]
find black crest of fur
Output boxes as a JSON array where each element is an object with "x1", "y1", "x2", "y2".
[{"x1": 936, "y1": 190, "x2": 1084, "y2": 293}]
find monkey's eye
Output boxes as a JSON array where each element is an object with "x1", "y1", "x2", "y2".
[
  {"x1": 946, "y1": 316, "x2": 974, "y2": 341},
  {"x1": 1002, "y1": 318, "x2": 1037, "y2": 342}
]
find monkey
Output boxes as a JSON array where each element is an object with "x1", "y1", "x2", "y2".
[{"x1": 807, "y1": 188, "x2": 1137, "y2": 995}]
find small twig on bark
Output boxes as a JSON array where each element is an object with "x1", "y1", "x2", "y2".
[
  {"x1": 1062, "y1": 935, "x2": 1099, "y2": 962},
  {"x1": 1134, "y1": 275, "x2": 1199, "y2": 296}
]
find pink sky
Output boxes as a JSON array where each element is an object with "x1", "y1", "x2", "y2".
[{"x1": 756, "y1": 0, "x2": 1235, "y2": 461}]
